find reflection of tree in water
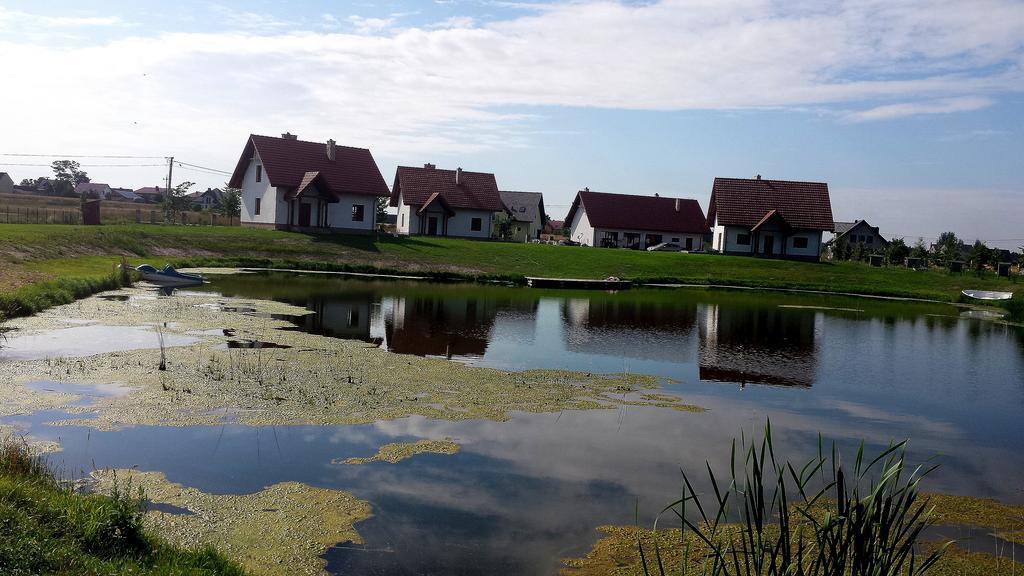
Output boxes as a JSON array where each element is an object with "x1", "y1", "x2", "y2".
[
  {"x1": 698, "y1": 304, "x2": 819, "y2": 387},
  {"x1": 384, "y1": 296, "x2": 537, "y2": 357}
]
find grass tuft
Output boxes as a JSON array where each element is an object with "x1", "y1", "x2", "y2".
[{"x1": 0, "y1": 435, "x2": 247, "y2": 575}]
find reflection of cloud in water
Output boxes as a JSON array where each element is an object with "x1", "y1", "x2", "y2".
[{"x1": 0, "y1": 325, "x2": 197, "y2": 361}]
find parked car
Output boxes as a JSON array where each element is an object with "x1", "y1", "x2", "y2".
[{"x1": 647, "y1": 242, "x2": 684, "y2": 252}]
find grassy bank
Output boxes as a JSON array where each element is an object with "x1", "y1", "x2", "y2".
[
  {"x1": 0, "y1": 223, "x2": 1018, "y2": 318},
  {"x1": 0, "y1": 436, "x2": 246, "y2": 575}
]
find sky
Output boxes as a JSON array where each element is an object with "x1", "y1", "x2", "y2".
[{"x1": 0, "y1": 0, "x2": 1022, "y2": 248}]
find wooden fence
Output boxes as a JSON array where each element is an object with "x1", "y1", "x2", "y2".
[{"x1": 0, "y1": 194, "x2": 238, "y2": 227}]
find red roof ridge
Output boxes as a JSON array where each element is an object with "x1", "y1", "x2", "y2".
[
  {"x1": 249, "y1": 133, "x2": 372, "y2": 153},
  {"x1": 713, "y1": 176, "x2": 829, "y2": 186}
]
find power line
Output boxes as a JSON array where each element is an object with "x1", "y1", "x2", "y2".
[
  {"x1": 0, "y1": 162, "x2": 166, "y2": 167},
  {"x1": 0, "y1": 153, "x2": 165, "y2": 159},
  {"x1": 175, "y1": 160, "x2": 231, "y2": 175}
]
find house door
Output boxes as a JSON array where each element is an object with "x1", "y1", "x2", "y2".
[
  {"x1": 762, "y1": 235, "x2": 774, "y2": 255},
  {"x1": 427, "y1": 216, "x2": 439, "y2": 236},
  {"x1": 299, "y1": 203, "x2": 311, "y2": 227},
  {"x1": 685, "y1": 237, "x2": 693, "y2": 250}
]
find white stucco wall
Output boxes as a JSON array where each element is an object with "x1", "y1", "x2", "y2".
[
  {"x1": 445, "y1": 208, "x2": 493, "y2": 238},
  {"x1": 724, "y1": 225, "x2": 755, "y2": 254},
  {"x1": 786, "y1": 231, "x2": 823, "y2": 258},
  {"x1": 568, "y1": 207, "x2": 595, "y2": 246},
  {"x1": 240, "y1": 150, "x2": 280, "y2": 225},
  {"x1": 326, "y1": 194, "x2": 377, "y2": 230},
  {"x1": 395, "y1": 192, "x2": 417, "y2": 235}
]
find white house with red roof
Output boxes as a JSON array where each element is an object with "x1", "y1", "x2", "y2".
[
  {"x1": 390, "y1": 164, "x2": 505, "y2": 239},
  {"x1": 565, "y1": 189, "x2": 710, "y2": 250},
  {"x1": 706, "y1": 176, "x2": 834, "y2": 261},
  {"x1": 228, "y1": 133, "x2": 390, "y2": 233}
]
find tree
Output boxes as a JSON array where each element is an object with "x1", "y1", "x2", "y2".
[
  {"x1": 910, "y1": 238, "x2": 929, "y2": 266},
  {"x1": 376, "y1": 197, "x2": 389, "y2": 224},
  {"x1": 19, "y1": 178, "x2": 37, "y2": 187},
  {"x1": 936, "y1": 231, "x2": 959, "y2": 264},
  {"x1": 969, "y1": 239, "x2": 990, "y2": 274},
  {"x1": 493, "y1": 214, "x2": 515, "y2": 241},
  {"x1": 218, "y1": 188, "x2": 241, "y2": 219},
  {"x1": 886, "y1": 238, "x2": 909, "y2": 265},
  {"x1": 162, "y1": 181, "x2": 194, "y2": 222},
  {"x1": 51, "y1": 160, "x2": 90, "y2": 196}
]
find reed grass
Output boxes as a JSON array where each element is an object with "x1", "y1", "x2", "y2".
[{"x1": 641, "y1": 420, "x2": 948, "y2": 575}]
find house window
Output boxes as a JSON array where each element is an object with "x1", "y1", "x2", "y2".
[
  {"x1": 602, "y1": 231, "x2": 619, "y2": 248},
  {"x1": 254, "y1": 197, "x2": 261, "y2": 215},
  {"x1": 793, "y1": 236, "x2": 809, "y2": 249},
  {"x1": 351, "y1": 204, "x2": 365, "y2": 222},
  {"x1": 736, "y1": 233, "x2": 751, "y2": 245},
  {"x1": 671, "y1": 237, "x2": 680, "y2": 243},
  {"x1": 256, "y1": 165, "x2": 262, "y2": 182},
  {"x1": 624, "y1": 232, "x2": 641, "y2": 249},
  {"x1": 400, "y1": 213, "x2": 404, "y2": 227},
  {"x1": 471, "y1": 217, "x2": 482, "y2": 232}
]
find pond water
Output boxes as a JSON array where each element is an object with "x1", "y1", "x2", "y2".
[{"x1": 5, "y1": 271, "x2": 1024, "y2": 575}]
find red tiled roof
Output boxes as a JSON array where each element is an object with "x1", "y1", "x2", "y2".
[
  {"x1": 391, "y1": 166, "x2": 504, "y2": 212},
  {"x1": 707, "y1": 178, "x2": 834, "y2": 231},
  {"x1": 565, "y1": 191, "x2": 709, "y2": 235},
  {"x1": 228, "y1": 134, "x2": 389, "y2": 198}
]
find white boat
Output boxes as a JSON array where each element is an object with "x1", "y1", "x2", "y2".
[
  {"x1": 134, "y1": 264, "x2": 205, "y2": 287},
  {"x1": 961, "y1": 289, "x2": 1013, "y2": 301}
]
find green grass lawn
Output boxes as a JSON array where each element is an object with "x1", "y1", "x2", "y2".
[
  {"x1": 0, "y1": 437, "x2": 246, "y2": 575},
  {"x1": 0, "y1": 223, "x2": 1019, "y2": 318}
]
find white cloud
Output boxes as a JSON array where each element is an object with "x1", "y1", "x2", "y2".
[
  {"x1": 430, "y1": 16, "x2": 477, "y2": 29},
  {"x1": 0, "y1": 0, "x2": 1022, "y2": 188},
  {"x1": 347, "y1": 15, "x2": 396, "y2": 35},
  {"x1": 845, "y1": 96, "x2": 995, "y2": 122},
  {"x1": 0, "y1": 7, "x2": 126, "y2": 29}
]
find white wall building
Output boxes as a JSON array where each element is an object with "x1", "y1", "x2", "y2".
[
  {"x1": 706, "y1": 176, "x2": 834, "y2": 261},
  {"x1": 565, "y1": 189, "x2": 709, "y2": 250},
  {"x1": 229, "y1": 133, "x2": 390, "y2": 233},
  {"x1": 391, "y1": 164, "x2": 505, "y2": 239}
]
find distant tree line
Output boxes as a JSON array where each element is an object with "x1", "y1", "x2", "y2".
[{"x1": 831, "y1": 230, "x2": 1021, "y2": 275}]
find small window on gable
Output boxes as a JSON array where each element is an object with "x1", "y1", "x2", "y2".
[
  {"x1": 254, "y1": 197, "x2": 261, "y2": 215},
  {"x1": 256, "y1": 165, "x2": 262, "y2": 183},
  {"x1": 736, "y1": 233, "x2": 751, "y2": 245},
  {"x1": 351, "y1": 204, "x2": 365, "y2": 222},
  {"x1": 400, "y1": 213, "x2": 404, "y2": 227},
  {"x1": 471, "y1": 217, "x2": 482, "y2": 232},
  {"x1": 793, "y1": 236, "x2": 809, "y2": 249}
]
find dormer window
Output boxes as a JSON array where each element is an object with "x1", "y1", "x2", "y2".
[{"x1": 256, "y1": 165, "x2": 262, "y2": 182}]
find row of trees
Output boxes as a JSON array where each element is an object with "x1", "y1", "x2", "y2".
[
  {"x1": 160, "y1": 181, "x2": 240, "y2": 222},
  {"x1": 832, "y1": 231, "x2": 1021, "y2": 272}
]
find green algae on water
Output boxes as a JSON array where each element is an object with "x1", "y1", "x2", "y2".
[
  {"x1": 335, "y1": 439, "x2": 460, "y2": 465},
  {"x1": 1, "y1": 288, "x2": 703, "y2": 430},
  {"x1": 91, "y1": 469, "x2": 372, "y2": 576}
]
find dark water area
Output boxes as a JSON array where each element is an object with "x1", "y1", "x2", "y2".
[{"x1": 6, "y1": 272, "x2": 1024, "y2": 574}]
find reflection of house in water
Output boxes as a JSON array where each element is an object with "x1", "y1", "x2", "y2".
[
  {"x1": 698, "y1": 304, "x2": 820, "y2": 387},
  {"x1": 382, "y1": 295, "x2": 507, "y2": 357},
  {"x1": 560, "y1": 298, "x2": 699, "y2": 363},
  {"x1": 288, "y1": 294, "x2": 374, "y2": 342}
]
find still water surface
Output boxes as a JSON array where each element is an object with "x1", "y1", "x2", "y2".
[{"x1": 5, "y1": 272, "x2": 1024, "y2": 574}]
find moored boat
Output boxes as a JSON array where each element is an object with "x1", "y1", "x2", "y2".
[
  {"x1": 134, "y1": 264, "x2": 205, "y2": 287},
  {"x1": 961, "y1": 289, "x2": 1013, "y2": 301}
]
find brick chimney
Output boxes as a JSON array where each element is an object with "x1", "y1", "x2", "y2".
[
  {"x1": 326, "y1": 139, "x2": 336, "y2": 161},
  {"x1": 424, "y1": 163, "x2": 435, "y2": 169},
  {"x1": 281, "y1": 132, "x2": 297, "y2": 140},
  {"x1": 756, "y1": 174, "x2": 761, "y2": 180},
  {"x1": 456, "y1": 167, "x2": 463, "y2": 185}
]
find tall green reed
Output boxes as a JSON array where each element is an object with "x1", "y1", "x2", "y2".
[{"x1": 643, "y1": 420, "x2": 948, "y2": 575}]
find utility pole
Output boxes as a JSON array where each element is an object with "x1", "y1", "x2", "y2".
[{"x1": 165, "y1": 156, "x2": 174, "y2": 198}]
